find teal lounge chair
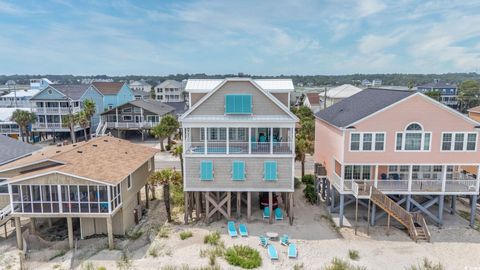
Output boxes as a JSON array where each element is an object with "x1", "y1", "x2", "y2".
[
  {"x1": 259, "y1": 236, "x2": 268, "y2": 247},
  {"x1": 280, "y1": 234, "x2": 289, "y2": 246},
  {"x1": 275, "y1": 208, "x2": 283, "y2": 220},
  {"x1": 239, "y1": 224, "x2": 248, "y2": 237},
  {"x1": 268, "y1": 244, "x2": 279, "y2": 260},
  {"x1": 288, "y1": 243, "x2": 298, "y2": 258},
  {"x1": 263, "y1": 207, "x2": 270, "y2": 219},
  {"x1": 227, "y1": 221, "x2": 238, "y2": 237}
]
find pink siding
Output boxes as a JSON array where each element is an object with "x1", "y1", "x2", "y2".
[
  {"x1": 314, "y1": 118, "x2": 344, "y2": 178},
  {"x1": 344, "y1": 94, "x2": 480, "y2": 164}
]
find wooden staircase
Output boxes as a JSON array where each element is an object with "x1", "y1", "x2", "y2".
[{"x1": 353, "y1": 181, "x2": 431, "y2": 242}]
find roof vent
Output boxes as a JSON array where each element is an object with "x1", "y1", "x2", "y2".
[
  {"x1": 72, "y1": 144, "x2": 77, "y2": 147},
  {"x1": 125, "y1": 151, "x2": 128, "y2": 154},
  {"x1": 77, "y1": 150, "x2": 83, "y2": 154}
]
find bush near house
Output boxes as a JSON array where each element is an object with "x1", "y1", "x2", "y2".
[
  {"x1": 301, "y1": 174, "x2": 315, "y2": 185},
  {"x1": 303, "y1": 184, "x2": 317, "y2": 204},
  {"x1": 224, "y1": 245, "x2": 262, "y2": 269}
]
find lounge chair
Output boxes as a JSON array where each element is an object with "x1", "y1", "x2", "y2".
[
  {"x1": 280, "y1": 234, "x2": 289, "y2": 246},
  {"x1": 263, "y1": 207, "x2": 270, "y2": 219},
  {"x1": 288, "y1": 243, "x2": 298, "y2": 258},
  {"x1": 259, "y1": 236, "x2": 268, "y2": 247},
  {"x1": 227, "y1": 221, "x2": 238, "y2": 237},
  {"x1": 275, "y1": 208, "x2": 283, "y2": 220},
  {"x1": 268, "y1": 244, "x2": 279, "y2": 260},
  {"x1": 239, "y1": 223, "x2": 248, "y2": 237}
]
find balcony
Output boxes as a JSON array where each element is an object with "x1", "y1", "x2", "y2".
[
  {"x1": 0, "y1": 100, "x2": 31, "y2": 108},
  {"x1": 186, "y1": 141, "x2": 293, "y2": 155},
  {"x1": 105, "y1": 121, "x2": 159, "y2": 129},
  {"x1": 32, "y1": 123, "x2": 64, "y2": 129},
  {"x1": 0, "y1": 126, "x2": 20, "y2": 134},
  {"x1": 33, "y1": 106, "x2": 81, "y2": 114}
]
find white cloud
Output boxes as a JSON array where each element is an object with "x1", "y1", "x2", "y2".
[{"x1": 357, "y1": 0, "x2": 386, "y2": 17}]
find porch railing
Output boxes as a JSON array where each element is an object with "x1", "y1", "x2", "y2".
[
  {"x1": 104, "y1": 122, "x2": 159, "y2": 129},
  {"x1": 33, "y1": 107, "x2": 81, "y2": 114},
  {"x1": 339, "y1": 179, "x2": 478, "y2": 193},
  {"x1": 185, "y1": 141, "x2": 293, "y2": 155},
  {"x1": 0, "y1": 127, "x2": 20, "y2": 133}
]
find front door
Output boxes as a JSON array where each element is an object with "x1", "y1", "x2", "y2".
[{"x1": 134, "y1": 115, "x2": 141, "y2": 123}]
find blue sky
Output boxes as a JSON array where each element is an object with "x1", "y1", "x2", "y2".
[{"x1": 0, "y1": 0, "x2": 479, "y2": 75}]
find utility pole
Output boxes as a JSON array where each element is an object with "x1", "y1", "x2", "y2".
[{"x1": 323, "y1": 87, "x2": 327, "y2": 109}]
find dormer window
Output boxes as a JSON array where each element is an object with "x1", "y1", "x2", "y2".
[{"x1": 225, "y1": 94, "x2": 252, "y2": 114}]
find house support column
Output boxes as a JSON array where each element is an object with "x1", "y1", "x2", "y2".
[
  {"x1": 438, "y1": 195, "x2": 445, "y2": 227},
  {"x1": 289, "y1": 192, "x2": 294, "y2": 225},
  {"x1": 184, "y1": 192, "x2": 189, "y2": 224},
  {"x1": 268, "y1": 192, "x2": 273, "y2": 224},
  {"x1": 406, "y1": 195, "x2": 411, "y2": 212},
  {"x1": 471, "y1": 194, "x2": 478, "y2": 228},
  {"x1": 205, "y1": 192, "x2": 210, "y2": 224},
  {"x1": 371, "y1": 204, "x2": 377, "y2": 226},
  {"x1": 330, "y1": 187, "x2": 336, "y2": 213},
  {"x1": 450, "y1": 195, "x2": 456, "y2": 214},
  {"x1": 339, "y1": 194, "x2": 345, "y2": 227},
  {"x1": 29, "y1": 218, "x2": 36, "y2": 234},
  {"x1": 106, "y1": 216, "x2": 114, "y2": 250},
  {"x1": 247, "y1": 192, "x2": 251, "y2": 222},
  {"x1": 15, "y1": 217, "x2": 22, "y2": 250},
  {"x1": 236, "y1": 192, "x2": 241, "y2": 219},
  {"x1": 227, "y1": 192, "x2": 231, "y2": 219},
  {"x1": 195, "y1": 192, "x2": 201, "y2": 219},
  {"x1": 67, "y1": 217, "x2": 74, "y2": 249},
  {"x1": 145, "y1": 184, "x2": 149, "y2": 209}
]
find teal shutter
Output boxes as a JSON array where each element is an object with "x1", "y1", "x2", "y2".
[
  {"x1": 200, "y1": 161, "x2": 213, "y2": 181},
  {"x1": 232, "y1": 161, "x2": 245, "y2": 181},
  {"x1": 225, "y1": 94, "x2": 252, "y2": 114},
  {"x1": 242, "y1": 95, "x2": 252, "y2": 113},
  {"x1": 264, "y1": 161, "x2": 277, "y2": 181},
  {"x1": 225, "y1": 95, "x2": 235, "y2": 114}
]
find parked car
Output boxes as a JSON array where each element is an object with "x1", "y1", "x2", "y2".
[{"x1": 259, "y1": 192, "x2": 278, "y2": 209}]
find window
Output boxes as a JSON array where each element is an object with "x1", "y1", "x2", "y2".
[
  {"x1": 225, "y1": 94, "x2": 252, "y2": 114},
  {"x1": 442, "y1": 132, "x2": 477, "y2": 151},
  {"x1": 122, "y1": 107, "x2": 132, "y2": 113},
  {"x1": 229, "y1": 128, "x2": 247, "y2": 141},
  {"x1": 0, "y1": 180, "x2": 7, "y2": 194},
  {"x1": 350, "y1": 133, "x2": 384, "y2": 151},
  {"x1": 200, "y1": 160, "x2": 213, "y2": 181},
  {"x1": 201, "y1": 128, "x2": 227, "y2": 141},
  {"x1": 127, "y1": 175, "x2": 132, "y2": 189},
  {"x1": 232, "y1": 161, "x2": 245, "y2": 181},
  {"x1": 123, "y1": 115, "x2": 132, "y2": 121},
  {"x1": 108, "y1": 104, "x2": 114, "y2": 109},
  {"x1": 396, "y1": 123, "x2": 430, "y2": 151},
  {"x1": 264, "y1": 161, "x2": 277, "y2": 181},
  {"x1": 344, "y1": 165, "x2": 371, "y2": 180}
]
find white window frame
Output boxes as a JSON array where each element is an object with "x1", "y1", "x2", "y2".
[
  {"x1": 440, "y1": 132, "x2": 478, "y2": 152},
  {"x1": 349, "y1": 132, "x2": 386, "y2": 152},
  {"x1": 122, "y1": 107, "x2": 132, "y2": 113},
  {"x1": 123, "y1": 115, "x2": 132, "y2": 121},
  {"x1": 127, "y1": 175, "x2": 132, "y2": 190},
  {"x1": 395, "y1": 123, "x2": 431, "y2": 152}
]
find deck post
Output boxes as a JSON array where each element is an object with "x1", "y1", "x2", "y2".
[
  {"x1": 236, "y1": 192, "x2": 241, "y2": 219},
  {"x1": 330, "y1": 187, "x2": 336, "y2": 212},
  {"x1": 268, "y1": 192, "x2": 273, "y2": 224},
  {"x1": 387, "y1": 214, "x2": 391, "y2": 236},
  {"x1": 371, "y1": 204, "x2": 376, "y2": 226},
  {"x1": 339, "y1": 194, "x2": 344, "y2": 227},
  {"x1": 367, "y1": 199, "x2": 371, "y2": 235},
  {"x1": 195, "y1": 192, "x2": 201, "y2": 219},
  {"x1": 406, "y1": 195, "x2": 411, "y2": 212},
  {"x1": 106, "y1": 216, "x2": 114, "y2": 250},
  {"x1": 450, "y1": 195, "x2": 456, "y2": 214},
  {"x1": 15, "y1": 217, "x2": 22, "y2": 250},
  {"x1": 438, "y1": 195, "x2": 444, "y2": 227},
  {"x1": 29, "y1": 218, "x2": 36, "y2": 234},
  {"x1": 67, "y1": 217, "x2": 74, "y2": 249},
  {"x1": 325, "y1": 182, "x2": 331, "y2": 210},
  {"x1": 470, "y1": 194, "x2": 478, "y2": 228},
  {"x1": 145, "y1": 184, "x2": 149, "y2": 209},
  {"x1": 205, "y1": 192, "x2": 210, "y2": 224},
  {"x1": 354, "y1": 197, "x2": 358, "y2": 235},
  {"x1": 289, "y1": 192, "x2": 294, "y2": 225},
  {"x1": 184, "y1": 192, "x2": 189, "y2": 224},
  {"x1": 247, "y1": 192, "x2": 251, "y2": 222},
  {"x1": 47, "y1": 218, "x2": 53, "y2": 228},
  {"x1": 227, "y1": 192, "x2": 231, "y2": 218}
]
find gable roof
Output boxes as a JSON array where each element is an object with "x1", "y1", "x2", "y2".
[
  {"x1": 92, "y1": 82, "x2": 125, "y2": 95},
  {"x1": 325, "y1": 84, "x2": 362, "y2": 99},
  {"x1": 101, "y1": 99, "x2": 175, "y2": 116},
  {"x1": 49, "y1": 84, "x2": 92, "y2": 100},
  {"x1": 0, "y1": 135, "x2": 40, "y2": 166},
  {"x1": 156, "y1": 80, "x2": 182, "y2": 89},
  {"x1": 315, "y1": 88, "x2": 416, "y2": 128},
  {"x1": 0, "y1": 136, "x2": 158, "y2": 185},
  {"x1": 180, "y1": 78, "x2": 298, "y2": 122},
  {"x1": 185, "y1": 78, "x2": 294, "y2": 93},
  {"x1": 305, "y1": 93, "x2": 320, "y2": 105},
  {"x1": 1, "y1": 89, "x2": 40, "y2": 98},
  {"x1": 164, "y1": 102, "x2": 188, "y2": 115}
]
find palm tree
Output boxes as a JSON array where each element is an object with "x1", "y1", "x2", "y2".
[
  {"x1": 82, "y1": 99, "x2": 96, "y2": 140},
  {"x1": 151, "y1": 123, "x2": 169, "y2": 151},
  {"x1": 11, "y1": 109, "x2": 36, "y2": 142},
  {"x1": 171, "y1": 145, "x2": 183, "y2": 176},
  {"x1": 62, "y1": 113, "x2": 79, "y2": 143},
  {"x1": 148, "y1": 168, "x2": 182, "y2": 222},
  {"x1": 295, "y1": 135, "x2": 314, "y2": 178},
  {"x1": 159, "y1": 114, "x2": 179, "y2": 146},
  {"x1": 78, "y1": 111, "x2": 89, "y2": 141}
]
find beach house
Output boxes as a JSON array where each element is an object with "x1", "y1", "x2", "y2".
[
  {"x1": 154, "y1": 80, "x2": 185, "y2": 102},
  {"x1": 0, "y1": 136, "x2": 157, "y2": 250},
  {"x1": 91, "y1": 82, "x2": 135, "y2": 111},
  {"x1": 180, "y1": 78, "x2": 298, "y2": 225},
  {"x1": 417, "y1": 80, "x2": 458, "y2": 109},
  {"x1": 314, "y1": 88, "x2": 479, "y2": 240}
]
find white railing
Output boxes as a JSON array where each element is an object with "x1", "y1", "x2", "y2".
[
  {"x1": 104, "y1": 122, "x2": 159, "y2": 129},
  {"x1": 0, "y1": 205, "x2": 11, "y2": 220},
  {"x1": 185, "y1": 141, "x2": 293, "y2": 155},
  {"x1": 0, "y1": 100, "x2": 31, "y2": 107},
  {"x1": 251, "y1": 142, "x2": 270, "y2": 153},
  {"x1": 339, "y1": 179, "x2": 479, "y2": 193},
  {"x1": 32, "y1": 123, "x2": 64, "y2": 129},
  {"x1": 206, "y1": 142, "x2": 227, "y2": 154},
  {"x1": 229, "y1": 142, "x2": 249, "y2": 154},
  {"x1": 0, "y1": 127, "x2": 20, "y2": 133},
  {"x1": 273, "y1": 142, "x2": 293, "y2": 154},
  {"x1": 33, "y1": 107, "x2": 81, "y2": 114},
  {"x1": 95, "y1": 121, "x2": 104, "y2": 136}
]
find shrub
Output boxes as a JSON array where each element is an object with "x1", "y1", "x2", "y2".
[
  {"x1": 116, "y1": 249, "x2": 132, "y2": 270},
  {"x1": 127, "y1": 229, "x2": 143, "y2": 240},
  {"x1": 165, "y1": 145, "x2": 172, "y2": 151},
  {"x1": 303, "y1": 184, "x2": 317, "y2": 204},
  {"x1": 148, "y1": 244, "x2": 159, "y2": 257},
  {"x1": 204, "y1": 231, "x2": 221, "y2": 246},
  {"x1": 322, "y1": 257, "x2": 367, "y2": 270},
  {"x1": 294, "y1": 263, "x2": 304, "y2": 270},
  {"x1": 224, "y1": 245, "x2": 262, "y2": 269},
  {"x1": 301, "y1": 174, "x2": 315, "y2": 185},
  {"x1": 82, "y1": 262, "x2": 94, "y2": 270},
  {"x1": 171, "y1": 184, "x2": 185, "y2": 208},
  {"x1": 294, "y1": 177, "x2": 302, "y2": 189},
  {"x1": 158, "y1": 226, "x2": 170, "y2": 238},
  {"x1": 179, "y1": 231, "x2": 193, "y2": 240},
  {"x1": 348, "y1": 249, "x2": 359, "y2": 261},
  {"x1": 406, "y1": 258, "x2": 445, "y2": 270}
]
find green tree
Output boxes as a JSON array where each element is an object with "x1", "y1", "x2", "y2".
[
  {"x1": 458, "y1": 80, "x2": 480, "y2": 112},
  {"x1": 292, "y1": 105, "x2": 315, "y2": 178},
  {"x1": 424, "y1": 90, "x2": 441, "y2": 101},
  {"x1": 82, "y1": 99, "x2": 96, "y2": 140},
  {"x1": 159, "y1": 114, "x2": 180, "y2": 146},
  {"x1": 407, "y1": 80, "x2": 416, "y2": 90},
  {"x1": 151, "y1": 123, "x2": 169, "y2": 151},
  {"x1": 11, "y1": 109, "x2": 36, "y2": 142},
  {"x1": 62, "y1": 113, "x2": 79, "y2": 143},
  {"x1": 78, "y1": 111, "x2": 90, "y2": 141},
  {"x1": 148, "y1": 168, "x2": 182, "y2": 222},
  {"x1": 171, "y1": 145, "x2": 183, "y2": 176},
  {"x1": 295, "y1": 136, "x2": 314, "y2": 178}
]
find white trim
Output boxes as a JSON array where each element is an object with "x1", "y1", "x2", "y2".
[
  {"x1": 80, "y1": 85, "x2": 104, "y2": 100},
  {"x1": 394, "y1": 131, "x2": 432, "y2": 152},
  {"x1": 184, "y1": 154, "x2": 295, "y2": 158},
  {"x1": 440, "y1": 132, "x2": 478, "y2": 152},
  {"x1": 183, "y1": 187, "x2": 294, "y2": 192},
  {"x1": 348, "y1": 132, "x2": 386, "y2": 152},
  {"x1": 30, "y1": 86, "x2": 68, "y2": 100},
  {"x1": 5, "y1": 170, "x2": 116, "y2": 186},
  {"x1": 127, "y1": 174, "x2": 132, "y2": 190}
]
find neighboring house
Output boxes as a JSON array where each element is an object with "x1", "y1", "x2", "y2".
[
  {"x1": 154, "y1": 80, "x2": 185, "y2": 102},
  {"x1": 164, "y1": 101, "x2": 188, "y2": 117},
  {"x1": 320, "y1": 84, "x2": 363, "y2": 109},
  {"x1": 417, "y1": 80, "x2": 458, "y2": 109},
  {"x1": 29, "y1": 78, "x2": 53, "y2": 90},
  {"x1": 372, "y1": 79, "x2": 382, "y2": 86},
  {"x1": 0, "y1": 136, "x2": 157, "y2": 250},
  {"x1": 314, "y1": 88, "x2": 479, "y2": 237},
  {"x1": 91, "y1": 82, "x2": 135, "y2": 111},
  {"x1": 0, "y1": 107, "x2": 32, "y2": 139},
  {"x1": 361, "y1": 79, "x2": 371, "y2": 86},
  {"x1": 185, "y1": 78, "x2": 293, "y2": 109},
  {"x1": 98, "y1": 99, "x2": 175, "y2": 138},
  {"x1": 30, "y1": 84, "x2": 104, "y2": 134},
  {"x1": 468, "y1": 106, "x2": 480, "y2": 123},
  {"x1": 129, "y1": 80, "x2": 152, "y2": 93},
  {"x1": 132, "y1": 89, "x2": 150, "y2": 100},
  {"x1": 303, "y1": 92, "x2": 321, "y2": 113},
  {"x1": 0, "y1": 89, "x2": 40, "y2": 108},
  {"x1": 180, "y1": 78, "x2": 299, "y2": 225}
]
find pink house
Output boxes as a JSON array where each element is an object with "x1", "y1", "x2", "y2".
[{"x1": 314, "y1": 88, "x2": 479, "y2": 229}]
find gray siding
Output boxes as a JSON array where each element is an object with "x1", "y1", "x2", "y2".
[
  {"x1": 184, "y1": 157, "x2": 293, "y2": 192},
  {"x1": 189, "y1": 81, "x2": 288, "y2": 116}
]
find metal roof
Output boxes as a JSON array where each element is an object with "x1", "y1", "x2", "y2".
[
  {"x1": 325, "y1": 84, "x2": 362, "y2": 99},
  {"x1": 1, "y1": 89, "x2": 40, "y2": 98},
  {"x1": 315, "y1": 88, "x2": 416, "y2": 128},
  {"x1": 101, "y1": 99, "x2": 175, "y2": 116},
  {"x1": 185, "y1": 78, "x2": 294, "y2": 93},
  {"x1": 0, "y1": 107, "x2": 31, "y2": 122},
  {"x1": 156, "y1": 80, "x2": 182, "y2": 89},
  {"x1": 0, "y1": 135, "x2": 40, "y2": 166}
]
